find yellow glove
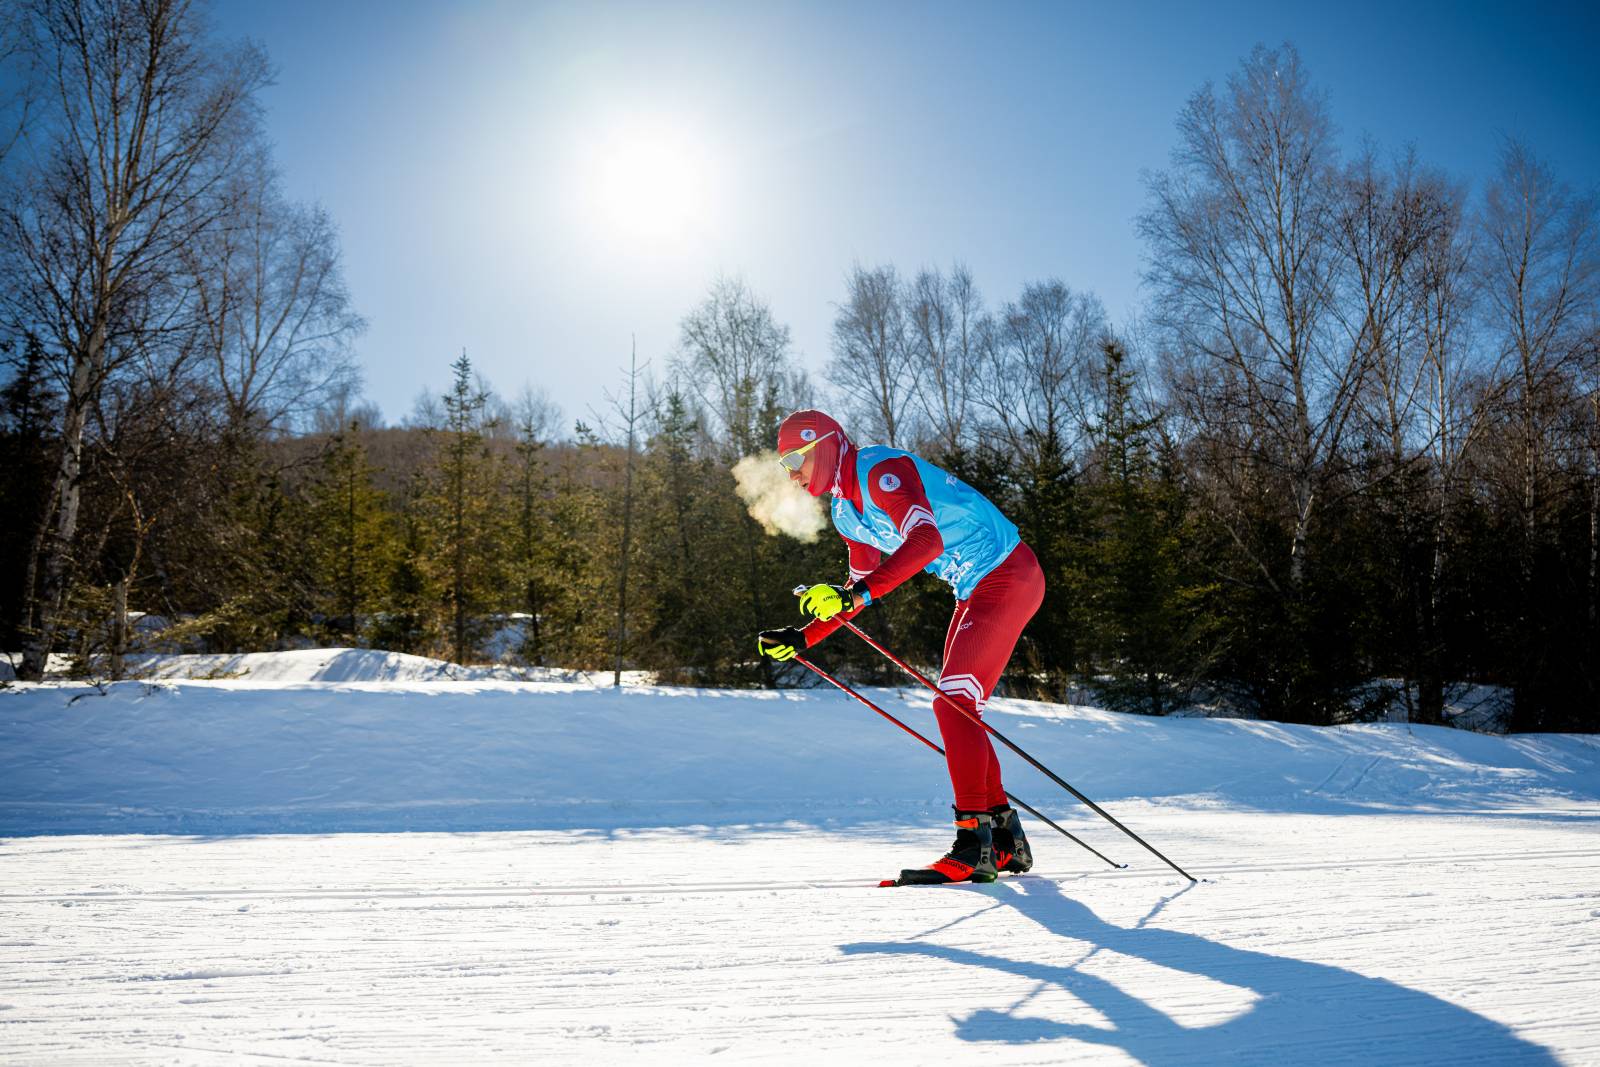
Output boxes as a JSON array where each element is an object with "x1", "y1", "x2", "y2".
[
  {"x1": 798, "y1": 583, "x2": 853, "y2": 621},
  {"x1": 757, "y1": 627, "x2": 804, "y2": 661}
]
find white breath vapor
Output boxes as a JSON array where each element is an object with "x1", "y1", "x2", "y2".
[{"x1": 732, "y1": 452, "x2": 828, "y2": 542}]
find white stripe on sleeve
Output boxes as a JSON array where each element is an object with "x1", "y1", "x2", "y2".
[{"x1": 898, "y1": 505, "x2": 936, "y2": 538}]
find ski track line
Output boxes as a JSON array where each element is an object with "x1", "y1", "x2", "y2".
[
  {"x1": 4, "y1": 845, "x2": 1597, "y2": 902},
  {"x1": 1307, "y1": 753, "x2": 1352, "y2": 794},
  {"x1": 1342, "y1": 755, "x2": 1383, "y2": 796},
  {"x1": 138, "y1": 1041, "x2": 361, "y2": 1067}
]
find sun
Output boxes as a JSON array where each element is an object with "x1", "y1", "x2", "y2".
[{"x1": 583, "y1": 120, "x2": 711, "y2": 245}]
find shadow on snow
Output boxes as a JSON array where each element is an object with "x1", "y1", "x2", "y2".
[{"x1": 841, "y1": 878, "x2": 1557, "y2": 1065}]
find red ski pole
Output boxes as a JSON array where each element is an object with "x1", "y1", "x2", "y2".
[
  {"x1": 827, "y1": 612, "x2": 1196, "y2": 883},
  {"x1": 791, "y1": 652, "x2": 1125, "y2": 870}
]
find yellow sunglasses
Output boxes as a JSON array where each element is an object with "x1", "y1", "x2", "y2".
[{"x1": 777, "y1": 430, "x2": 835, "y2": 471}]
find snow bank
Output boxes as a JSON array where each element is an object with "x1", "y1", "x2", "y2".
[
  {"x1": 3, "y1": 650, "x2": 1595, "y2": 836},
  {"x1": 2, "y1": 647, "x2": 654, "y2": 685},
  {"x1": 129, "y1": 647, "x2": 654, "y2": 685},
  {"x1": 0, "y1": 652, "x2": 74, "y2": 680}
]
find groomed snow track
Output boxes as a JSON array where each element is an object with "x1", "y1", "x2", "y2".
[{"x1": 5, "y1": 813, "x2": 1599, "y2": 1065}]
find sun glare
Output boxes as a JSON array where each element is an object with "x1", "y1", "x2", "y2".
[{"x1": 582, "y1": 121, "x2": 711, "y2": 246}]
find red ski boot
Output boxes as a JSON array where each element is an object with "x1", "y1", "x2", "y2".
[{"x1": 886, "y1": 809, "x2": 999, "y2": 886}]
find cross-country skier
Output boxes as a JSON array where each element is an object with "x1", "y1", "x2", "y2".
[{"x1": 757, "y1": 409, "x2": 1046, "y2": 885}]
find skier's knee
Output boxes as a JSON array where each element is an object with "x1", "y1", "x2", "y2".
[{"x1": 936, "y1": 672, "x2": 985, "y2": 718}]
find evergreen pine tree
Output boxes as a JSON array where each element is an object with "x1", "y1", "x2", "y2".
[
  {"x1": 1084, "y1": 339, "x2": 1213, "y2": 713},
  {"x1": 510, "y1": 407, "x2": 554, "y2": 665},
  {"x1": 1009, "y1": 428, "x2": 1090, "y2": 698},
  {"x1": 635, "y1": 392, "x2": 708, "y2": 680},
  {"x1": 371, "y1": 497, "x2": 437, "y2": 655},
  {"x1": 1, "y1": 333, "x2": 60, "y2": 646},
  {"x1": 416, "y1": 352, "x2": 505, "y2": 665},
  {"x1": 546, "y1": 423, "x2": 623, "y2": 669},
  {"x1": 307, "y1": 423, "x2": 395, "y2": 641}
]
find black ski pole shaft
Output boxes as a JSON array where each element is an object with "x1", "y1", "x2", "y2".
[
  {"x1": 792, "y1": 653, "x2": 1123, "y2": 869},
  {"x1": 839, "y1": 618, "x2": 1197, "y2": 883}
]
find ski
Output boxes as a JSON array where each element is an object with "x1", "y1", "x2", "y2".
[{"x1": 878, "y1": 872, "x2": 1040, "y2": 888}]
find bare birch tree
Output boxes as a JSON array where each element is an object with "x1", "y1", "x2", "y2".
[
  {"x1": 1479, "y1": 139, "x2": 1600, "y2": 569},
  {"x1": 1336, "y1": 153, "x2": 1492, "y2": 722},
  {"x1": 1336, "y1": 149, "x2": 1450, "y2": 464},
  {"x1": 0, "y1": 0, "x2": 268, "y2": 679},
  {"x1": 1585, "y1": 333, "x2": 1600, "y2": 644},
  {"x1": 0, "y1": 5, "x2": 39, "y2": 167},
  {"x1": 186, "y1": 162, "x2": 365, "y2": 437},
  {"x1": 906, "y1": 263, "x2": 985, "y2": 457},
  {"x1": 674, "y1": 276, "x2": 799, "y2": 458},
  {"x1": 828, "y1": 263, "x2": 913, "y2": 447},
  {"x1": 1477, "y1": 141, "x2": 1600, "y2": 726},
  {"x1": 1140, "y1": 43, "x2": 1355, "y2": 587},
  {"x1": 1409, "y1": 176, "x2": 1494, "y2": 722},
  {"x1": 975, "y1": 279, "x2": 1105, "y2": 471}
]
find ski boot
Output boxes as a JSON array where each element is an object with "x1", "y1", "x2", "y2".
[
  {"x1": 888, "y1": 808, "x2": 999, "y2": 886},
  {"x1": 989, "y1": 802, "x2": 1033, "y2": 874}
]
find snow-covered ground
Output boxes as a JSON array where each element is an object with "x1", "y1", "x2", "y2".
[
  {"x1": 3, "y1": 649, "x2": 1598, "y2": 1064},
  {"x1": 1, "y1": 646, "x2": 653, "y2": 686}
]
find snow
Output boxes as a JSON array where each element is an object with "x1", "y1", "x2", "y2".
[
  {"x1": 3, "y1": 648, "x2": 1598, "y2": 1063},
  {"x1": 2, "y1": 646, "x2": 655, "y2": 685},
  {"x1": 126, "y1": 646, "x2": 654, "y2": 685},
  {"x1": 0, "y1": 652, "x2": 75, "y2": 680}
]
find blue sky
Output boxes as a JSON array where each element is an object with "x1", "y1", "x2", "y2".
[{"x1": 211, "y1": 0, "x2": 1600, "y2": 430}]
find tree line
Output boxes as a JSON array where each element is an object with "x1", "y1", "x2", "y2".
[
  {"x1": 813, "y1": 47, "x2": 1599, "y2": 731},
  {"x1": 1, "y1": 12, "x2": 1594, "y2": 732},
  {"x1": 815, "y1": 48, "x2": 1598, "y2": 731}
]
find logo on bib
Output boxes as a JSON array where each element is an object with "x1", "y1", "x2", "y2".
[{"x1": 878, "y1": 473, "x2": 901, "y2": 492}]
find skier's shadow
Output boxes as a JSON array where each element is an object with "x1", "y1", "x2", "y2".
[{"x1": 840, "y1": 877, "x2": 1559, "y2": 1065}]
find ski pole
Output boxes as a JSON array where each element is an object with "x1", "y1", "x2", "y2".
[
  {"x1": 791, "y1": 652, "x2": 1124, "y2": 870},
  {"x1": 835, "y1": 615, "x2": 1197, "y2": 883}
]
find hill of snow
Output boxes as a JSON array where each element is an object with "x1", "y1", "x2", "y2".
[
  {"x1": 2, "y1": 646, "x2": 650, "y2": 685},
  {"x1": 2, "y1": 649, "x2": 1595, "y2": 836}
]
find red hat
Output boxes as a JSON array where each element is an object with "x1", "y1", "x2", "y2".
[{"x1": 777, "y1": 409, "x2": 852, "y2": 497}]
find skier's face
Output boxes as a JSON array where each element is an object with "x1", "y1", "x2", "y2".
[{"x1": 786, "y1": 449, "x2": 816, "y2": 487}]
